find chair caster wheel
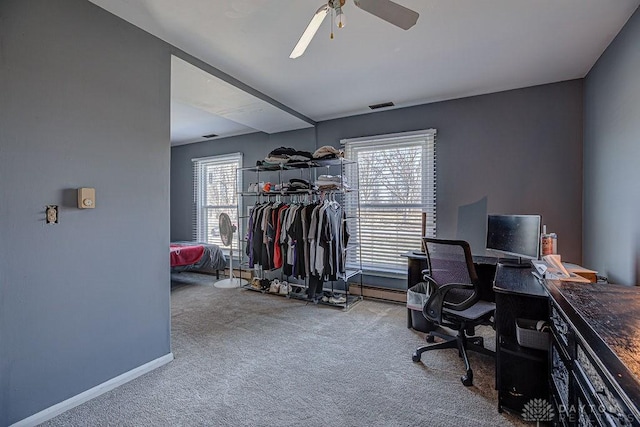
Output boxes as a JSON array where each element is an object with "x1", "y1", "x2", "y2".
[
  {"x1": 412, "y1": 352, "x2": 421, "y2": 363},
  {"x1": 426, "y1": 335, "x2": 435, "y2": 343},
  {"x1": 461, "y1": 373, "x2": 473, "y2": 386}
]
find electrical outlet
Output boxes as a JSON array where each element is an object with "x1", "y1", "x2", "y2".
[{"x1": 46, "y1": 205, "x2": 58, "y2": 224}]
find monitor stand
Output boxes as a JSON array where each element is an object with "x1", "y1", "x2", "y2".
[{"x1": 497, "y1": 257, "x2": 532, "y2": 268}]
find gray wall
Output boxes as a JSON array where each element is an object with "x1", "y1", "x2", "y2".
[
  {"x1": 172, "y1": 81, "x2": 584, "y2": 266},
  {"x1": 584, "y1": 7, "x2": 640, "y2": 286},
  {"x1": 0, "y1": 1, "x2": 171, "y2": 424}
]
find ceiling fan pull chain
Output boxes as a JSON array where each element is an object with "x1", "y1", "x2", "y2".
[{"x1": 330, "y1": 4, "x2": 334, "y2": 39}]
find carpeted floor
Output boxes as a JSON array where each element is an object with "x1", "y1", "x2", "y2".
[{"x1": 42, "y1": 273, "x2": 526, "y2": 426}]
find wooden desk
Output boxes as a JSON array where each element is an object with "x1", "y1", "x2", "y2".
[
  {"x1": 493, "y1": 265, "x2": 640, "y2": 425},
  {"x1": 546, "y1": 280, "x2": 640, "y2": 426},
  {"x1": 493, "y1": 265, "x2": 549, "y2": 415}
]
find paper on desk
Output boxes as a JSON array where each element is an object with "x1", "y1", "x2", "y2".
[
  {"x1": 533, "y1": 256, "x2": 592, "y2": 283},
  {"x1": 543, "y1": 255, "x2": 570, "y2": 278},
  {"x1": 551, "y1": 271, "x2": 591, "y2": 283},
  {"x1": 531, "y1": 260, "x2": 548, "y2": 276},
  {"x1": 562, "y1": 262, "x2": 597, "y2": 274}
]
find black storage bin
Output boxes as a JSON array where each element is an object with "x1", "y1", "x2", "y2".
[{"x1": 407, "y1": 282, "x2": 436, "y2": 333}]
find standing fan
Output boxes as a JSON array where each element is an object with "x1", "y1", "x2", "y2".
[{"x1": 214, "y1": 213, "x2": 248, "y2": 288}]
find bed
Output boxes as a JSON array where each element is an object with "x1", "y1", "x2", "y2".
[{"x1": 170, "y1": 242, "x2": 227, "y2": 276}]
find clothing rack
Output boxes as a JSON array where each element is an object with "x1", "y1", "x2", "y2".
[{"x1": 236, "y1": 158, "x2": 362, "y2": 309}]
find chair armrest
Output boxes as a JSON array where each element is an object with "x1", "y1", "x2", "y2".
[
  {"x1": 421, "y1": 275, "x2": 438, "y2": 296},
  {"x1": 422, "y1": 282, "x2": 475, "y2": 324},
  {"x1": 423, "y1": 272, "x2": 477, "y2": 311}
]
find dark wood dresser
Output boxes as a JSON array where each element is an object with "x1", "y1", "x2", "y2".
[{"x1": 546, "y1": 280, "x2": 640, "y2": 426}]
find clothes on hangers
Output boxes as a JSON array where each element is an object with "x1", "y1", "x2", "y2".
[{"x1": 245, "y1": 196, "x2": 349, "y2": 283}]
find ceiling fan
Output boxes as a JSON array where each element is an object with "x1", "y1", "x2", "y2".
[{"x1": 290, "y1": 0, "x2": 419, "y2": 59}]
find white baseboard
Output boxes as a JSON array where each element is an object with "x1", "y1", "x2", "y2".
[{"x1": 11, "y1": 352, "x2": 174, "y2": 427}]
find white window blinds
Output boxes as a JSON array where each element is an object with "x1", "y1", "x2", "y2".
[
  {"x1": 192, "y1": 153, "x2": 242, "y2": 251},
  {"x1": 343, "y1": 130, "x2": 436, "y2": 274}
]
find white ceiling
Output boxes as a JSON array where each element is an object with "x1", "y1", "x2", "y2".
[
  {"x1": 171, "y1": 56, "x2": 314, "y2": 144},
  {"x1": 88, "y1": 0, "x2": 640, "y2": 146}
]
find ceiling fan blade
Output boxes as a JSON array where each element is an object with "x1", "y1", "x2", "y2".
[
  {"x1": 290, "y1": 4, "x2": 330, "y2": 59},
  {"x1": 353, "y1": 0, "x2": 419, "y2": 30}
]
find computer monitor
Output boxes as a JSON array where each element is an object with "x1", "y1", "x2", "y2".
[{"x1": 486, "y1": 214, "x2": 541, "y2": 267}]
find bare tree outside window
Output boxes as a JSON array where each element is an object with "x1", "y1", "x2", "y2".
[{"x1": 344, "y1": 131, "x2": 436, "y2": 273}]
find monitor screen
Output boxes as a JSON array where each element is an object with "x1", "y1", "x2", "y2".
[{"x1": 486, "y1": 214, "x2": 541, "y2": 261}]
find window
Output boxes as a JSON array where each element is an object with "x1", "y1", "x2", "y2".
[
  {"x1": 343, "y1": 130, "x2": 436, "y2": 274},
  {"x1": 192, "y1": 153, "x2": 242, "y2": 252}
]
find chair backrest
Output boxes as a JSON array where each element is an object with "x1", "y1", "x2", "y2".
[
  {"x1": 423, "y1": 238, "x2": 478, "y2": 282},
  {"x1": 422, "y1": 238, "x2": 480, "y2": 305}
]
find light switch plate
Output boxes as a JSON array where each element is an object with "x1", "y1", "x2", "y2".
[{"x1": 77, "y1": 188, "x2": 95, "y2": 209}]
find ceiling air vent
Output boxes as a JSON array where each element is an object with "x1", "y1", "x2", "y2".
[
  {"x1": 202, "y1": 133, "x2": 218, "y2": 139},
  {"x1": 368, "y1": 102, "x2": 395, "y2": 110}
]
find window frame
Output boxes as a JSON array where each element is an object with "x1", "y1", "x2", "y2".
[
  {"x1": 192, "y1": 153, "x2": 243, "y2": 253},
  {"x1": 342, "y1": 130, "x2": 436, "y2": 275}
]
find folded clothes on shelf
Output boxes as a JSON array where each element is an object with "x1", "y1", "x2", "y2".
[
  {"x1": 248, "y1": 180, "x2": 319, "y2": 193},
  {"x1": 255, "y1": 160, "x2": 283, "y2": 169},
  {"x1": 263, "y1": 147, "x2": 314, "y2": 164},
  {"x1": 313, "y1": 145, "x2": 344, "y2": 160},
  {"x1": 315, "y1": 174, "x2": 350, "y2": 190},
  {"x1": 289, "y1": 178, "x2": 311, "y2": 190}
]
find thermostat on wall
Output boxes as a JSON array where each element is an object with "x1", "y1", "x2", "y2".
[{"x1": 77, "y1": 187, "x2": 95, "y2": 209}]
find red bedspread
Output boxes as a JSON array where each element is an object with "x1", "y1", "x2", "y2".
[{"x1": 170, "y1": 243, "x2": 205, "y2": 267}]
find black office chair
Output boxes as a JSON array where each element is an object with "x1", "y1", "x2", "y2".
[{"x1": 412, "y1": 238, "x2": 495, "y2": 386}]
